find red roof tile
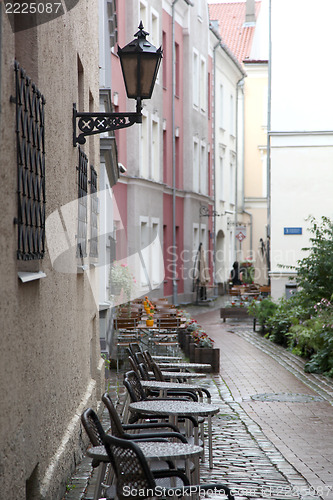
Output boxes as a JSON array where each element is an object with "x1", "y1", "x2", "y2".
[{"x1": 209, "y1": 2, "x2": 261, "y2": 64}]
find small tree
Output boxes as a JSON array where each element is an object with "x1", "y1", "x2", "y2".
[{"x1": 291, "y1": 216, "x2": 333, "y2": 305}]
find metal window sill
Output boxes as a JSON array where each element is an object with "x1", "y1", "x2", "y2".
[
  {"x1": 77, "y1": 265, "x2": 89, "y2": 273},
  {"x1": 99, "y1": 302, "x2": 112, "y2": 311},
  {"x1": 18, "y1": 271, "x2": 46, "y2": 283}
]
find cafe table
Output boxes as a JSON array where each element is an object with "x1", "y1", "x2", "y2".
[
  {"x1": 157, "y1": 362, "x2": 211, "y2": 372},
  {"x1": 140, "y1": 379, "x2": 211, "y2": 403},
  {"x1": 86, "y1": 441, "x2": 203, "y2": 488},
  {"x1": 129, "y1": 400, "x2": 219, "y2": 469},
  {"x1": 157, "y1": 370, "x2": 207, "y2": 381},
  {"x1": 152, "y1": 355, "x2": 183, "y2": 361}
]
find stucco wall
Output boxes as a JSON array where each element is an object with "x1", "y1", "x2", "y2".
[
  {"x1": 270, "y1": 139, "x2": 333, "y2": 300},
  {"x1": 0, "y1": 2, "x2": 104, "y2": 498}
]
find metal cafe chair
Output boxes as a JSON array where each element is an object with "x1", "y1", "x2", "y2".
[
  {"x1": 102, "y1": 394, "x2": 197, "y2": 477},
  {"x1": 103, "y1": 433, "x2": 236, "y2": 500},
  {"x1": 114, "y1": 317, "x2": 140, "y2": 371},
  {"x1": 149, "y1": 317, "x2": 181, "y2": 356},
  {"x1": 123, "y1": 371, "x2": 199, "y2": 446},
  {"x1": 81, "y1": 408, "x2": 114, "y2": 500},
  {"x1": 102, "y1": 391, "x2": 183, "y2": 440}
]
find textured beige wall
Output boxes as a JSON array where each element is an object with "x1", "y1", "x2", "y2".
[
  {"x1": 0, "y1": 2, "x2": 104, "y2": 498},
  {"x1": 240, "y1": 64, "x2": 268, "y2": 284},
  {"x1": 244, "y1": 68, "x2": 268, "y2": 198}
]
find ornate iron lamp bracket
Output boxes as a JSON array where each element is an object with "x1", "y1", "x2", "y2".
[
  {"x1": 199, "y1": 206, "x2": 221, "y2": 218},
  {"x1": 73, "y1": 101, "x2": 142, "y2": 146}
]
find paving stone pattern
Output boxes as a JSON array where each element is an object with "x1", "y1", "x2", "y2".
[
  {"x1": 63, "y1": 372, "x2": 322, "y2": 500},
  {"x1": 192, "y1": 309, "x2": 333, "y2": 500},
  {"x1": 64, "y1": 299, "x2": 333, "y2": 500}
]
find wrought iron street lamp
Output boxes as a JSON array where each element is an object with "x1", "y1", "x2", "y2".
[{"x1": 73, "y1": 22, "x2": 162, "y2": 146}]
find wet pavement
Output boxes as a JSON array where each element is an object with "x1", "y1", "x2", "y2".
[{"x1": 64, "y1": 298, "x2": 333, "y2": 500}]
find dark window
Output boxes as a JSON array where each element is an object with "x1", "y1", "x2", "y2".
[
  {"x1": 89, "y1": 164, "x2": 98, "y2": 258},
  {"x1": 162, "y1": 31, "x2": 167, "y2": 89},
  {"x1": 77, "y1": 147, "x2": 88, "y2": 258},
  {"x1": 175, "y1": 42, "x2": 180, "y2": 97},
  {"x1": 13, "y1": 61, "x2": 46, "y2": 260},
  {"x1": 107, "y1": 0, "x2": 118, "y2": 48}
]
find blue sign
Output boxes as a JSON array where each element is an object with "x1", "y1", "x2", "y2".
[{"x1": 284, "y1": 227, "x2": 302, "y2": 235}]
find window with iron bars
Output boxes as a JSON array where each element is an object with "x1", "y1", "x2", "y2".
[
  {"x1": 89, "y1": 164, "x2": 98, "y2": 258},
  {"x1": 76, "y1": 148, "x2": 99, "y2": 260},
  {"x1": 13, "y1": 61, "x2": 46, "y2": 260},
  {"x1": 77, "y1": 147, "x2": 88, "y2": 259}
]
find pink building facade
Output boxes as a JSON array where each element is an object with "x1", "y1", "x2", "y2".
[{"x1": 111, "y1": 0, "x2": 214, "y2": 305}]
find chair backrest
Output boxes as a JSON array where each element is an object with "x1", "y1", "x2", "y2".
[
  {"x1": 156, "y1": 307, "x2": 177, "y2": 314},
  {"x1": 142, "y1": 350, "x2": 153, "y2": 370},
  {"x1": 103, "y1": 434, "x2": 156, "y2": 500},
  {"x1": 138, "y1": 362, "x2": 151, "y2": 381},
  {"x1": 81, "y1": 408, "x2": 105, "y2": 446},
  {"x1": 134, "y1": 351, "x2": 145, "y2": 366},
  {"x1": 129, "y1": 343, "x2": 142, "y2": 356},
  {"x1": 153, "y1": 298, "x2": 168, "y2": 304},
  {"x1": 155, "y1": 303, "x2": 174, "y2": 308},
  {"x1": 128, "y1": 355, "x2": 140, "y2": 376},
  {"x1": 156, "y1": 317, "x2": 181, "y2": 328},
  {"x1": 123, "y1": 370, "x2": 146, "y2": 402},
  {"x1": 117, "y1": 311, "x2": 141, "y2": 318},
  {"x1": 114, "y1": 317, "x2": 139, "y2": 330},
  {"x1": 150, "y1": 360, "x2": 165, "y2": 382},
  {"x1": 101, "y1": 392, "x2": 126, "y2": 438}
]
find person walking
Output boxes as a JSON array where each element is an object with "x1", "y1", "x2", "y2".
[{"x1": 230, "y1": 261, "x2": 243, "y2": 286}]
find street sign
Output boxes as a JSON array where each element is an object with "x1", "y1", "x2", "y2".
[
  {"x1": 236, "y1": 226, "x2": 247, "y2": 242},
  {"x1": 284, "y1": 227, "x2": 302, "y2": 235}
]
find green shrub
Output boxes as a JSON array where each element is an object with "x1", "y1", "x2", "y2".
[
  {"x1": 248, "y1": 297, "x2": 277, "y2": 333},
  {"x1": 287, "y1": 318, "x2": 322, "y2": 358},
  {"x1": 303, "y1": 298, "x2": 333, "y2": 375},
  {"x1": 287, "y1": 216, "x2": 333, "y2": 306},
  {"x1": 248, "y1": 217, "x2": 333, "y2": 376}
]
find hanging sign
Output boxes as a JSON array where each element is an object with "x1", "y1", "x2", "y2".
[{"x1": 235, "y1": 226, "x2": 247, "y2": 242}]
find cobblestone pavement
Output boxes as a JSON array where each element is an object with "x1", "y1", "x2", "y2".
[
  {"x1": 64, "y1": 299, "x2": 333, "y2": 500},
  {"x1": 191, "y1": 307, "x2": 333, "y2": 500}
]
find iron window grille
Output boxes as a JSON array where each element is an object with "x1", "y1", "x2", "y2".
[
  {"x1": 77, "y1": 147, "x2": 88, "y2": 259},
  {"x1": 12, "y1": 61, "x2": 46, "y2": 260},
  {"x1": 89, "y1": 164, "x2": 98, "y2": 258}
]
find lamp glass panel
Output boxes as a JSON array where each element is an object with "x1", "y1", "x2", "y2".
[
  {"x1": 120, "y1": 54, "x2": 139, "y2": 97},
  {"x1": 139, "y1": 55, "x2": 160, "y2": 98}
]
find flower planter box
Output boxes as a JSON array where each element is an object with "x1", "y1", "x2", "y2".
[
  {"x1": 189, "y1": 342, "x2": 197, "y2": 362},
  {"x1": 194, "y1": 347, "x2": 220, "y2": 373},
  {"x1": 178, "y1": 330, "x2": 186, "y2": 350},
  {"x1": 183, "y1": 332, "x2": 194, "y2": 356},
  {"x1": 220, "y1": 307, "x2": 250, "y2": 322}
]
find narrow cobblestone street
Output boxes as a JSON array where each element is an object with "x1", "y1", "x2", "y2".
[{"x1": 64, "y1": 302, "x2": 333, "y2": 500}]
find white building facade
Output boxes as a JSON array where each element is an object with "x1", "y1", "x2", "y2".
[{"x1": 269, "y1": 0, "x2": 333, "y2": 298}]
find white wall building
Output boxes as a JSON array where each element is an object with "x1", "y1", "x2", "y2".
[
  {"x1": 269, "y1": 0, "x2": 333, "y2": 298},
  {"x1": 210, "y1": 25, "x2": 245, "y2": 287}
]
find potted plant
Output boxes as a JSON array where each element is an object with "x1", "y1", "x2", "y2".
[
  {"x1": 109, "y1": 263, "x2": 136, "y2": 305},
  {"x1": 192, "y1": 329, "x2": 220, "y2": 373},
  {"x1": 146, "y1": 313, "x2": 154, "y2": 327}
]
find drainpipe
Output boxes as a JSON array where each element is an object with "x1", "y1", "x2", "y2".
[
  {"x1": 171, "y1": 0, "x2": 193, "y2": 306},
  {"x1": 172, "y1": 0, "x2": 177, "y2": 305},
  {"x1": 235, "y1": 77, "x2": 245, "y2": 261},
  {"x1": 212, "y1": 40, "x2": 220, "y2": 292},
  {"x1": 267, "y1": 0, "x2": 272, "y2": 270},
  {"x1": 242, "y1": 209, "x2": 253, "y2": 258}
]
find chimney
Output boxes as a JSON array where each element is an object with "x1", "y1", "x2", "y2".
[{"x1": 245, "y1": 0, "x2": 256, "y2": 24}]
